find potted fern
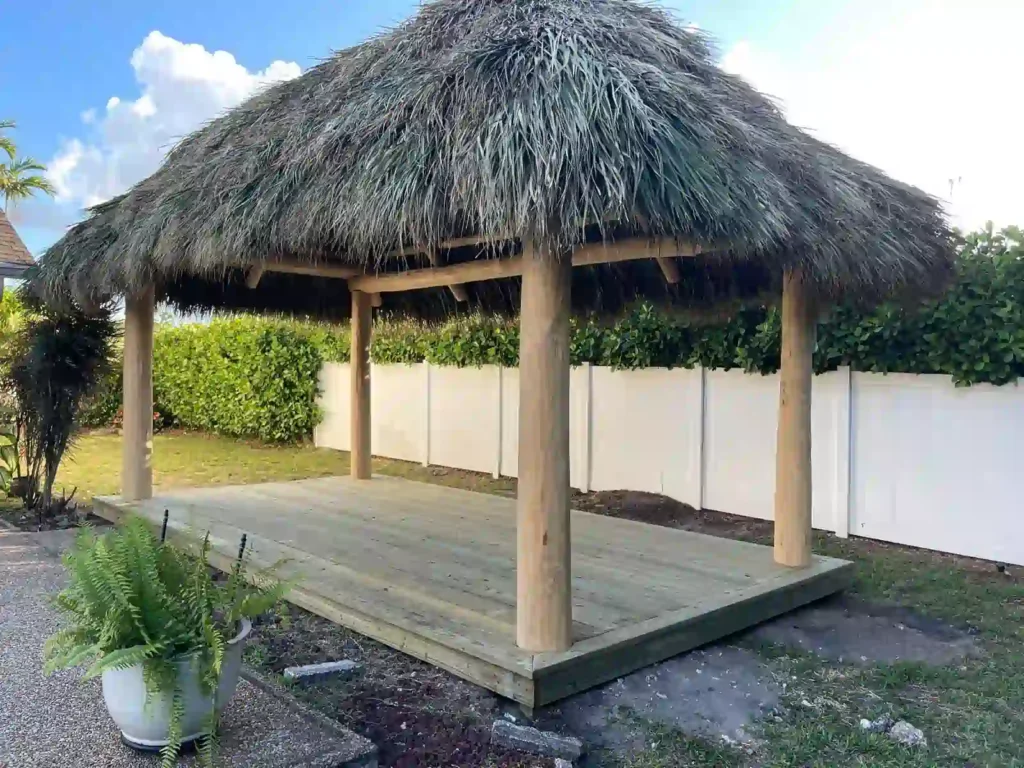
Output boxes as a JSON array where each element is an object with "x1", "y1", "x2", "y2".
[{"x1": 44, "y1": 516, "x2": 287, "y2": 766}]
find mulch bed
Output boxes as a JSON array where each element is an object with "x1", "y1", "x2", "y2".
[
  {"x1": 572, "y1": 488, "x2": 775, "y2": 543},
  {"x1": 0, "y1": 500, "x2": 109, "y2": 533},
  {"x1": 246, "y1": 609, "x2": 551, "y2": 768}
]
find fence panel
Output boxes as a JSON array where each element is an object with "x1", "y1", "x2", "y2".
[{"x1": 850, "y1": 373, "x2": 1024, "y2": 564}]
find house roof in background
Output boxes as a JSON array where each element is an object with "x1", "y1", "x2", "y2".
[{"x1": 0, "y1": 210, "x2": 34, "y2": 273}]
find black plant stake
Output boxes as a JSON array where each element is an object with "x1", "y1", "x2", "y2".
[
  {"x1": 160, "y1": 509, "x2": 170, "y2": 544},
  {"x1": 234, "y1": 533, "x2": 248, "y2": 577}
]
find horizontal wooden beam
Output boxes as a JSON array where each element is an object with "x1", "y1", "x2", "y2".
[
  {"x1": 244, "y1": 259, "x2": 363, "y2": 281},
  {"x1": 347, "y1": 237, "x2": 703, "y2": 295},
  {"x1": 572, "y1": 238, "x2": 702, "y2": 267},
  {"x1": 348, "y1": 257, "x2": 522, "y2": 294},
  {"x1": 390, "y1": 234, "x2": 512, "y2": 259}
]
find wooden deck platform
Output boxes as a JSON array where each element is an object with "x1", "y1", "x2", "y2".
[{"x1": 94, "y1": 476, "x2": 852, "y2": 709}]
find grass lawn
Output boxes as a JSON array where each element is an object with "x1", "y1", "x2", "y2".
[
  {"x1": 55, "y1": 429, "x2": 516, "y2": 500},
  {"x1": 21, "y1": 430, "x2": 1024, "y2": 766}
]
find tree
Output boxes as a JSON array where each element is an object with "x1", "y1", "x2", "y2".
[
  {"x1": 0, "y1": 119, "x2": 55, "y2": 210},
  {"x1": 0, "y1": 119, "x2": 15, "y2": 161}
]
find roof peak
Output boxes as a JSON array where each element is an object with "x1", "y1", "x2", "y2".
[{"x1": 0, "y1": 209, "x2": 34, "y2": 271}]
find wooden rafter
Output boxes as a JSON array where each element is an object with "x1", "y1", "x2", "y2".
[
  {"x1": 347, "y1": 237, "x2": 703, "y2": 294},
  {"x1": 655, "y1": 257, "x2": 681, "y2": 284},
  {"x1": 244, "y1": 258, "x2": 363, "y2": 283},
  {"x1": 245, "y1": 265, "x2": 265, "y2": 289},
  {"x1": 390, "y1": 234, "x2": 512, "y2": 259},
  {"x1": 429, "y1": 249, "x2": 470, "y2": 302}
]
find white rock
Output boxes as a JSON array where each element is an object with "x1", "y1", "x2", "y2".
[
  {"x1": 860, "y1": 715, "x2": 894, "y2": 734},
  {"x1": 888, "y1": 720, "x2": 927, "y2": 748},
  {"x1": 491, "y1": 720, "x2": 583, "y2": 760},
  {"x1": 282, "y1": 659, "x2": 360, "y2": 683}
]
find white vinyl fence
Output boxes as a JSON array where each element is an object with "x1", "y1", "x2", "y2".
[{"x1": 316, "y1": 363, "x2": 1024, "y2": 566}]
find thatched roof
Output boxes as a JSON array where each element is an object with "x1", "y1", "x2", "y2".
[
  {"x1": 32, "y1": 0, "x2": 954, "y2": 319},
  {"x1": 0, "y1": 210, "x2": 34, "y2": 276}
]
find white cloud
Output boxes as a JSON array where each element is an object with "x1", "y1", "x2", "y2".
[
  {"x1": 720, "y1": 3, "x2": 1024, "y2": 231},
  {"x1": 48, "y1": 31, "x2": 300, "y2": 214}
]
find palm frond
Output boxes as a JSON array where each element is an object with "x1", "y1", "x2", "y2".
[{"x1": 0, "y1": 119, "x2": 15, "y2": 161}]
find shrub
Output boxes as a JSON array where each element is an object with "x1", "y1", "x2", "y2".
[
  {"x1": 153, "y1": 317, "x2": 346, "y2": 443},
  {"x1": 5, "y1": 302, "x2": 116, "y2": 517}
]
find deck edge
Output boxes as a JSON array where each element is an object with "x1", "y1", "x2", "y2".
[{"x1": 530, "y1": 558, "x2": 854, "y2": 707}]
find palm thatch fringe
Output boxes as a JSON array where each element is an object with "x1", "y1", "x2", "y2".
[{"x1": 31, "y1": 0, "x2": 954, "y2": 318}]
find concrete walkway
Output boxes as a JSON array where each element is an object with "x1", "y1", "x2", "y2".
[{"x1": 0, "y1": 529, "x2": 376, "y2": 768}]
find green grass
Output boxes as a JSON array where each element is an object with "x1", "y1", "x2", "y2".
[
  {"x1": 55, "y1": 429, "x2": 516, "y2": 500},
  {"x1": 22, "y1": 431, "x2": 1024, "y2": 766}
]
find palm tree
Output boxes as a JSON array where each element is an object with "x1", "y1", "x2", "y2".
[
  {"x1": 0, "y1": 119, "x2": 56, "y2": 211},
  {"x1": 0, "y1": 120, "x2": 16, "y2": 161}
]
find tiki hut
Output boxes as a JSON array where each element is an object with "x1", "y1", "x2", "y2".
[{"x1": 31, "y1": 0, "x2": 953, "y2": 694}]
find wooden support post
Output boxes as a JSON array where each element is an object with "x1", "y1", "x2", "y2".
[
  {"x1": 774, "y1": 268, "x2": 815, "y2": 567},
  {"x1": 516, "y1": 243, "x2": 573, "y2": 652},
  {"x1": 122, "y1": 285, "x2": 155, "y2": 501},
  {"x1": 244, "y1": 265, "x2": 265, "y2": 289},
  {"x1": 350, "y1": 290, "x2": 372, "y2": 480}
]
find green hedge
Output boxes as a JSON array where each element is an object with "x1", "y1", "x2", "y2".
[
  {"x1": 371, "y1": 226, "x2": 1024, "y2": 385},
  {"x1": 80, "y1": 225, "x2": 1024, "y2": 442},
  {"x1": 81, "y1": 317, "x2": 350, "y2": 443}
]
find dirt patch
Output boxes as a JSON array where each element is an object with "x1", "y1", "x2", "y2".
[
  {"x1": 0, "y1": 499, "x2": 109, "y2": 533},
  {"x1": 246, "y1": 607, "x2": 553, "y2": 768},
  {"x1": 538, "y1": 645, "x2": 778, "y2": 761},
  {"x1": 747, "y1": 593, "x2": 980, "y2": 665},
  {"x1": 571, "y1": 489, "x2": 774, "y2": 543}
]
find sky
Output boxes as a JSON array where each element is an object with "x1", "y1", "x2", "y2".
[{"x1": 2, "y1": 0, "x2": 1021, "y2": 258}]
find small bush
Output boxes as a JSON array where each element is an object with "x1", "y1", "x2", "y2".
[
  {"x1": 4, "y1": 301, "x2": 117, "y2": 517},
  {"x1": 153, "y1": 317, "x2": 347, "y2": 443}
]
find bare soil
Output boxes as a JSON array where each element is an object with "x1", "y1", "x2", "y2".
[
  {"x1": 246, "y1": 609, "x2": 552, "y2": 768},
  {"x1": 572, "y1": 488, "x2": 775, "y2": 543},
  {"x1": 0, "y1": 498, "x2": 109, "y2": 533}
]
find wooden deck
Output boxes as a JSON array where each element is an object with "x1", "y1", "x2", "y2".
[{"x1": 94, "y1": 475, "x2": 852, "y2": 709}]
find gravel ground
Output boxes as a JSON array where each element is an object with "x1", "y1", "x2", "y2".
[{"x1": 0, "y1": 530, "x2": 375, "y2": 768}]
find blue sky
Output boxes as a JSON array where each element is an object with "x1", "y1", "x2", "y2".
[{"x1": 3, "y1": 0, "x2": 1020, "y2": 256}]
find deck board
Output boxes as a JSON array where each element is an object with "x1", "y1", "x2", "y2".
[{"x1": 94, "y1": 474, "x2": 852, "y2": 708}]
